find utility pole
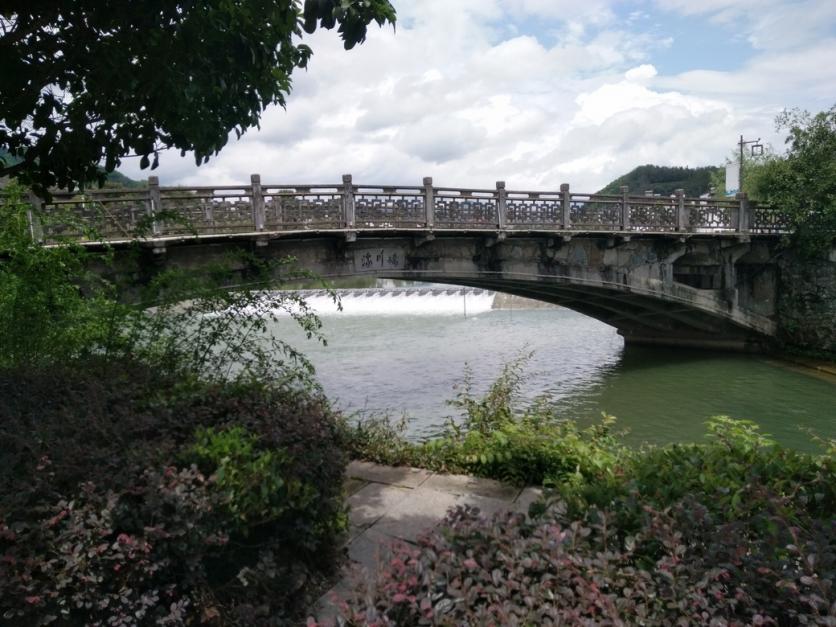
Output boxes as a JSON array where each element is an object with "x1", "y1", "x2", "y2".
[{"x1": 738, "y1": 135, "x2": 763, "y2": 193}]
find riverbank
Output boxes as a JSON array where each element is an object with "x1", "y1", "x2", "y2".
[{"x1": 777, "y1": 352, "x2": 836, "y2": 377}]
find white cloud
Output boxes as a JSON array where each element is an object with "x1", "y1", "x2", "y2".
[
  {"x1": 625, "y1": 64, "x2": 658, "y2": 82},
  {"x1": 117, "y1": 0, "x2": 835, "y2": 194}
]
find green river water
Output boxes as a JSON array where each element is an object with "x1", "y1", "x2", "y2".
[{"x1": 266, "y1": 303, "x2": 835, "y2": 452}]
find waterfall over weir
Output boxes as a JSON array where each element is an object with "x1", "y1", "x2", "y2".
[{"x1": 281, "y1": 287, "x2": 496, "y2": 317}]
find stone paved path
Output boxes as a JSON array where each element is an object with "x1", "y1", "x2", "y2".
[{"x1": 314, "y1": 461, "x2": 542, "y2": 623}]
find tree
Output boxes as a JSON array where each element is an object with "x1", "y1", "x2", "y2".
[
  {"x1": 0, "y1": 1, "x2": 396, "y2": 194},
  {"x1": 753, "y1": 105, "x2": 836, "y2": 256}
]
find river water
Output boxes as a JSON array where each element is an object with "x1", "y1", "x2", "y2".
[{"x1": 264, "y1": 289, "x2": 835, "y2": 451}]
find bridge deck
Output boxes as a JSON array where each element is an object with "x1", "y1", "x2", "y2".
[{"x1": 18, "y1": 175, "x2": 792, "y2": 245}]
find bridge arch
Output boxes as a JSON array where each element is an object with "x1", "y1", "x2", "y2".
[{"x1": 113, "y1": 231, "x2": 779, "y2": 352}]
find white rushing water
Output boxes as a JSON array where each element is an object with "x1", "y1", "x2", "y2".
[
  {"x1": 219, "y1": 287, "x2": 497, "y2": 319},
  {"x1": 300, "y1": 288, "x2": 496, "y2": 317}
]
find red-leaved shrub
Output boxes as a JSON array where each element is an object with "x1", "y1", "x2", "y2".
[
  {"x1": 0, "y1": 359, "x2": 348, "y2": 625},
  {"x1": 336, "y1": 496, "x2": 835, "y2": 626}
]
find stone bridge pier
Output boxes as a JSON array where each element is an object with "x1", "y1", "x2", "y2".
[{"x1": 124, "y1": 232, "x2": 782, "y2": 352}]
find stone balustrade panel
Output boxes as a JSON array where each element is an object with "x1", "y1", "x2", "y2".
[
  {"x1": 159, "y1": 188, "x2": 254, "y2": 236},
  {"x1": 434, "y1": 190, "x2": 498, "y2": 229},
  {"x1": 40, "y1": 189, "x2": 150, "y2": 242},
  {"x1": 688, "y1": 198, "x2": 739, "y2": 232},
  {"x1": 263, "y1": 187, "x2": 343, "y2": 231},
  {"x1": 569, "y1": 194, "x2": 621, "y2": 230},
  {"x1": 506, "y1": 194, "x2": 562, "y2": 228},
  {"x1": 355, "y1": 188, "x2": 426, "y2": 229},
  {"x1": 629, "y1": 197, "x2": 677, "y2": 232}
]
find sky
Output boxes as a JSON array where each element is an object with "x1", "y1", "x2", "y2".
[{"x1": 119, "y1": 0, "x2": 836, "y2": 192}]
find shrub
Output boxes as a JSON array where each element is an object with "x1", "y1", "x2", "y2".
[
  {"x1": 335, "y1": 498, "x2": 835, "y2": 626},
  {"x1": 556, "y1": 417, "x2": 836, "y2": 529},
  {"x1": 0, "y1": 363, "x2": 349, "y2": 625},
  {"x1": 0, "y1": 467, "x2": 222, "y2": 626}
]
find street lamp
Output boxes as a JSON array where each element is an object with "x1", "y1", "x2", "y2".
[{"x1": 738, "y1": 135, "x2": 764, "y2": 191}]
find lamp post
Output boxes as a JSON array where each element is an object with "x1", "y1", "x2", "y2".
[{"x1": 738, "y1": 135, "x2": 764, "y2": 192}]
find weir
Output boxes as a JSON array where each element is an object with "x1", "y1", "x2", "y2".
[{"x1": 282, "y1": 287, "x2": 498, "y2": 316}]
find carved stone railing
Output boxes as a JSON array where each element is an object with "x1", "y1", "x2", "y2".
[{"x1": 19, "y1": 175, "x2": 794, "y2": 243}]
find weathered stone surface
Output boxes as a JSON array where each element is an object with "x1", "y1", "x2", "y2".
[
  {"x1": 344, "y1": 477, "x2": 368, "y2": 496},
  {"x1": 777, "y1": 249, "x2": 836, "y2": 356},
  {"x1": 347, "y1": 527, "x2": 395, "y2": 574},
  {"x1": 347, "y1": 460, "x2": 432, "y2": 489},
  {"x1": 347, "y1": 483, "x2": 412, "y2": 529},
  {"x1": 373, "y1": 487, "x2": 459, "y2": 542},
  {"x1": 455, "y1": 493, "x2": 517, "y2": 518},
  {"x1": 514, "y1": 486, "x2": 545, "y2": 514},
  {"x1": 422, "y1": 473, "x2": 520, "y2": 501},
  {"x1": 110, "y1": 232, "x2": 796, "y2": 352}
]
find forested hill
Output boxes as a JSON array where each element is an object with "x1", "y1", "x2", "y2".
[
  {"x1": 597, "y1": 165, "x2": 720, "y2": 197},
  {"x1": 1, "y1": 149, "x2": 143, "y2": 188}
]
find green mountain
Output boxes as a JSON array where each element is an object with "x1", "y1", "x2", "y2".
[
  {"x1": 598, "y1": 164, "x2": 720, "y2": 197},
  {"x1": 1, "y1": 148, "x2": 143, "y2": 188},
  {"x1": 103, "y1": 169, "x2": 145, "y2": 188}
]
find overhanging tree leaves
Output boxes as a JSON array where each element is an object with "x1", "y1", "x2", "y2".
[
  {"x1": 749, "y1": 104, "x2": 836, "y2": 257},
  {"x1": 0, "y1": 0, "x2": 396, "y2": 194}
]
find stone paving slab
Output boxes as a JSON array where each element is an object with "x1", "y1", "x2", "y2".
[
  {"x1": 347, "y1": 460, "x2": 432, "y2": 488},
  {"x1": 372, "y1": 486, "x2": 460, "y2": 542},
  {"x1": 422, "y1": 472, "x2": 521, "y2": 501},
  {"x1": 347, "y1": 527, "x2": 393, "y2": 574},
  {"x1": 347, "y1": 482, "x2": 412, "y2": 529}
]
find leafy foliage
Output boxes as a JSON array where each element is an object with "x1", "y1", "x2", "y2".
[
  {"x1": 0, "y1": 183, "x2": 132, "y2": 367},
  {"x1": 0, "y1": 365, "x2": 349, "y2": 625},
  {"x1": 553, "y1": 417, "x2": 836, "y2": 534},
  {"x1": 0, "y1": 1, "x2": 396, "y2": 194},
  {"x1": 752, "y1": 105, "x2": 836, "y2": 257},
  {"x1": 0, "y1": 182, "x2": 337, "y2": 386},
  {"x1": 335, "y1": 495, "x2": 835, "y2": 625}
]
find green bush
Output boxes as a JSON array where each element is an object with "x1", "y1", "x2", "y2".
[
  {"x1": 555, "y1": 417, "x2": 836, "y2": 529},
  {"x1": 0, "y1": 363, "x2": 348, "y2": 626}
]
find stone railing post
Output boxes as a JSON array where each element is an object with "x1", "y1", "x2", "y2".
[
  {"x1": 423, "y1": 176, "x2": 434, "y2": 229},
  {"x1": 251, "y1": 173, "x2": 265, "y2": 231},
  {"x1": 342, "y1": 174, "x2": 355, "y2": 229},
  {"x1": 148, "y1": 176, "x2": 161, "y2": 236},
  {"x1": 675, "y1": 188, "x2": 688, "y2": 232},
  {"x1": 736, "y1": 192, "x2": 750, "y2": 233},
  {"x1": 620, "y1": 185, "x2": 630, "y2": 231},
  {"x1": 560, "y1": 183, "x2": 571, "y2": 229},
  {"x1": 496, "y1": 181, "x2": 507, "y2": 230},
  {"x1": 26, "y1": 191, "x2": 44, "y2": 242}
]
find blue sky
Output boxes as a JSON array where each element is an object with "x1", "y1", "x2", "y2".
[{"x1": 120, "y1": 0, "x2": 836, "y2": 192}]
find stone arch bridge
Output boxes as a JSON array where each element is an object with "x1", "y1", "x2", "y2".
[{"x1": 28, "y1": 174, "x2": 797, "y2": 351}]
